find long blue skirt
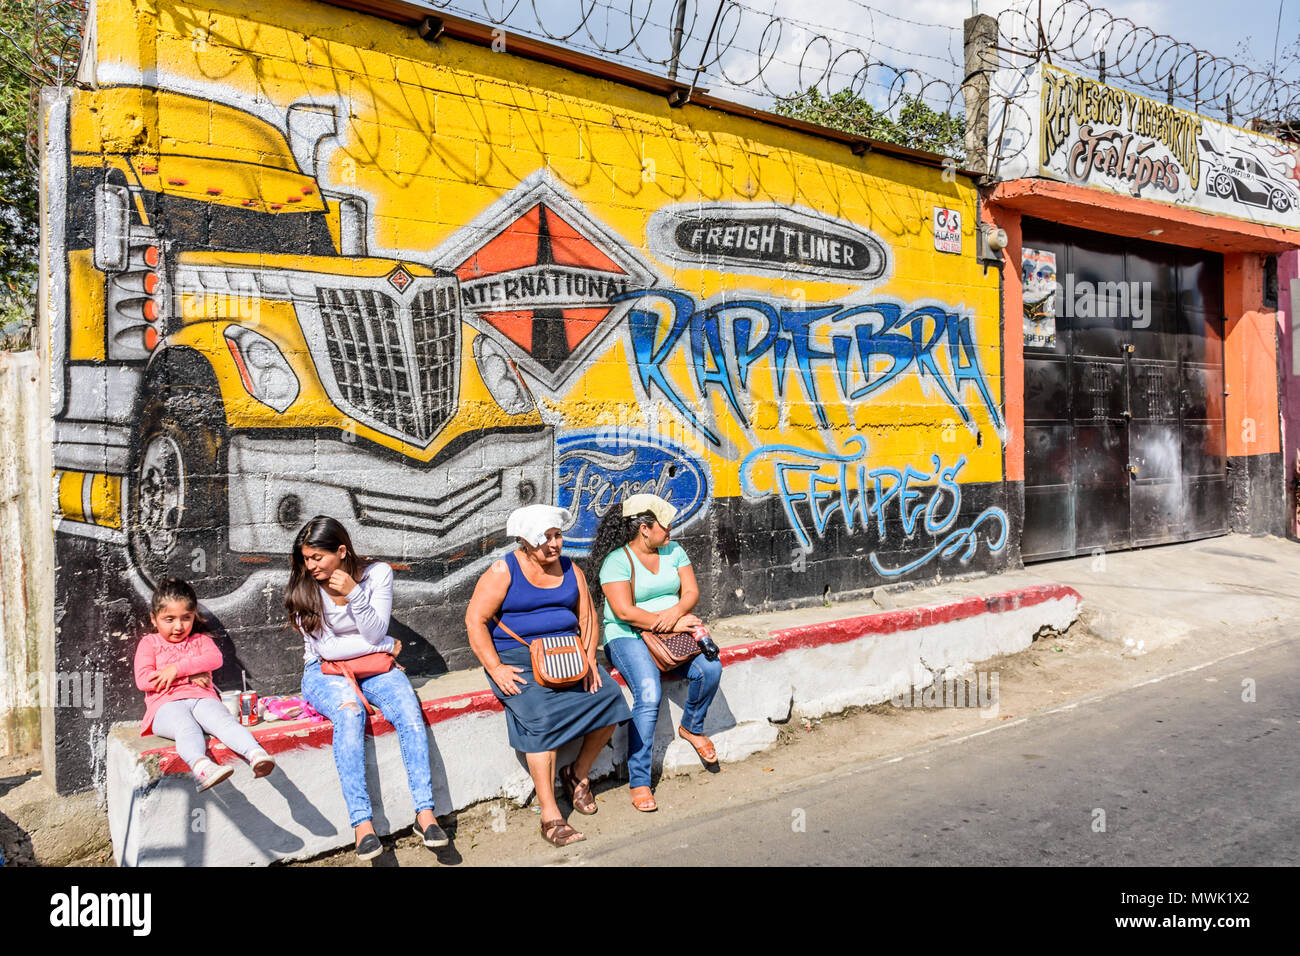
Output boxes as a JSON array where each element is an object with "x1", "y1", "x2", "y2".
[{"x1": 486, "y1": 644, "x2": 631, "y2": 754}]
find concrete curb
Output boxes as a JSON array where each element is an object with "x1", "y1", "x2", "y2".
[{"x1": 107, "y1": 583, "x2": 1081, "y2": 865}]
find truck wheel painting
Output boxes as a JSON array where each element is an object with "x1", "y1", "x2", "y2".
[{"x1": 128, "y1": 350, "x2": 233, "y2": 588}]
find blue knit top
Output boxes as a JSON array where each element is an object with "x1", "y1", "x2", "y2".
[{"x1": 490, "y1": 552, "x2": 580, "y2": 651}]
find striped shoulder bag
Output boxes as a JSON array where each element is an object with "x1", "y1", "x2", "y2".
[{"x1": 493, "y1": 617, "x2": 589, "y2": 689}]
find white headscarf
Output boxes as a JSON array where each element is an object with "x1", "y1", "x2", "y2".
[{"x1": 506, "y1": 505, "x2": 573, "y2": 547}]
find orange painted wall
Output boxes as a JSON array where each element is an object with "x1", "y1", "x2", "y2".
[
  {"x1": 1224, "y1": 254, "x2": 1281, "y2": 457},
  {"x1": 984, "y1": 204, "x2": 1025, "y2": 482}
]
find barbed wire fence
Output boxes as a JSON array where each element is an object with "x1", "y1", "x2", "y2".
[
  {"x1": 421, "y1": 0, "x2": 1300, "y2": 161},
  {"x1": 426, "y1": 0, "x2": 974, "y2": 155},
  {"x1": 2, "y1": 0, "x2": 1298, "y2": 182},
  {"x1": 1, "y1": 2, "x2": 88, "y2": 344},
  {"x1": 0, "y1": 0, "x2": 87, "y2": 167},
  {"x1": 996, "y1": 0, "x2": 1300, "y2": 131}
]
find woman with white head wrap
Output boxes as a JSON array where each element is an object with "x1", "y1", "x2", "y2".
[
  {"x1": 505, "y1": 504, "x2": 572, "y2": 549},
  {"x1": 465, "y1": 504, "x2": 631, "y2": 847}
]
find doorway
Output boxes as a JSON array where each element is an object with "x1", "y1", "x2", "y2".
[{"x1": 1020, "y1": 220, "x2": 1227, "y2": 561}]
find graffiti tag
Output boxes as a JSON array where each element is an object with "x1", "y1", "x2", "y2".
[
  {"x1": 740, "y1": 438, "x2": 1008, "y2": 574},
  {"x1": 618, "y1": 290, "x2": 1003, "y2": 446}
]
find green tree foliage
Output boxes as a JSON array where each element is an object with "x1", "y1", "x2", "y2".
[
  {"x1": 773, "y1": 87, "x2": 966, "y2": 159},
  {"x1": 1, "y1": 48, "x2": 40, "y2": 338},
  {"x1": 1, "y1": 1, "x2": 86, "y2": 348}
]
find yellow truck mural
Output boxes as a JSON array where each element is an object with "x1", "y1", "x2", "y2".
[
  {"x1": 52, "y1": 86, "x2": 551, "y2": 588},
  {"x1": 43, "y1": 0, "x2": 1008, "y2": 792}
]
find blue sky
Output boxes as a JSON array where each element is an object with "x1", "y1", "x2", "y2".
[{"x1": 417, "y1": 0, "x2": 1298, "y2": 119}]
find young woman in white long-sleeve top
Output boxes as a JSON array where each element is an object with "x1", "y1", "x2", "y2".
[{"x1": 287, "y1": 515, "x2": 447, "y2": 861}]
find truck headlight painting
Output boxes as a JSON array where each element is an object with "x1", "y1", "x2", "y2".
[
  {"x1": 224, "y1": 327, "x2": 300, "y2": 413},
  {"x1": 473, "y1": 332, "x2": 535, "y2": 416}
]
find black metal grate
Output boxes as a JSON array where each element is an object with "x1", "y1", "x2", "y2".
[
  {"x1": 1141, "y1": 366, "x2": 1167, "y2": 421},
  {"x1": 411, "y1": 286, "x2": 458, "y2": 438},
  {"x1": 317, "y1": 283, "x2": 458, "y2": 443}
]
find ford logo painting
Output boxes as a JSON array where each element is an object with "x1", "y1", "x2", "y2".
[{"x1": 555, "y1": 429, "x2": 712, "y2": 553}]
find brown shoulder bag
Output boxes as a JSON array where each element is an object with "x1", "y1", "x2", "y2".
[{"x1": 622, "y1": 546, "x2": 701, "y2": 672}]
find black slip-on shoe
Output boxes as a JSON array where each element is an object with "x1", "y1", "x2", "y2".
[
  {"x1": 416, "y1": 820, "x2": 450, "y2": 848},
  {"x1": 355, "y1": 833, "x2": 383, "y2": 861}
]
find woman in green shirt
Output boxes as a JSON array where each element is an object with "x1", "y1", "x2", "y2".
[{"x1": 587, "y1": 494, "x2": 723, "y2": 812}]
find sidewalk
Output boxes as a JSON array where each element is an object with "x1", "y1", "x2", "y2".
[
  {"x1": 1016, "y1": 535, "x2": 1300, "y2": 648},
  {"x1": 709, "y1": 532, "x2": 1300, "y2": 647},
  {"x1": 306, "y1": 533, "x2": 1300, "y2": 867},
  {"x1": 4, "y1": 532, "x2": 1297, "y2": 866}
]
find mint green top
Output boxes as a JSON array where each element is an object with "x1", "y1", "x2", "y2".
[{"x1": 599, "y1": 541, "x2": 693, "y2": 645}]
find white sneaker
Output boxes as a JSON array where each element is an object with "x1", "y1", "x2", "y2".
[
  {"x1": 193, "y1": 757, "x2": 234, "y2": 792},
  {"x1": 249, "y1": 749, "x2": 276, "y2": 778}
]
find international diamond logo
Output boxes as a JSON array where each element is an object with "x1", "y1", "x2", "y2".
[
  {"x1": 431, "y1": 171, "x2": 660, "y2": 393},
  {"x1": 387, "y1": 266, "x2": 413, "y2": 293}
]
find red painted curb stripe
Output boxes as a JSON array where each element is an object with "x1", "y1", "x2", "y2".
[
  {"x1": 143, "y1": 584, "x2": 1080, "y2": 775},
  {"x1": 764, "y1": 583, "x2": 1081, "y2": 653}
]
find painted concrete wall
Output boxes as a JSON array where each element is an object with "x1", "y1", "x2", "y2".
[
  {"x1": 1224, "y1": 252, "x2": 1286, "y2": 535},
  {"x1": 0, "y1": 351, "x2": 51, "y2": 757},
  {"x1": 43, "y1": 0, "x2": 1009, "y2": 792}
]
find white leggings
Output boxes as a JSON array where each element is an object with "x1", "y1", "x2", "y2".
[{"x1": 152, "y1": 698, "x2": 261, "y2": 770}]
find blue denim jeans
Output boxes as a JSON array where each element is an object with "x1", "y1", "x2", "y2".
[
  {"x1": 605, "y1": 637, "x2": 722, "y2": 789},
  {"x1": 301, "y1": 660, "x2": 435, "y2": 828}
]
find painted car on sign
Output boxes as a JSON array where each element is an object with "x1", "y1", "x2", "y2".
[{"x1": 1203, "y1": 147, "x2": 1298, "y2": 213}]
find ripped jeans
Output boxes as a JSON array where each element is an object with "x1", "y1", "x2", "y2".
[
  {"x1": 605, "y1": 636, "x2": 722, "y2": 789},
  {"x1": 301, "y1": 660, "x2": 435, "y2": 828}
]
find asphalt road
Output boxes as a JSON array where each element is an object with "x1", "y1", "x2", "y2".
[{"x1": 573, "y1": 637, "x2": 1300, "y2": 866}]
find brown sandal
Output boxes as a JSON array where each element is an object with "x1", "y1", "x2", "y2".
[
  {"x1": 678, "y1": 726, "x2": 718, "y2": 765},
  {"x1": 629, "y1": 785, "x2": 658, "y2": 812},
  {"x1": 540, "y1": 818, "x2": 585, "y2": 847},
  {"x1": 560, "y1": 763, "x2": 597, "y2": 815}
]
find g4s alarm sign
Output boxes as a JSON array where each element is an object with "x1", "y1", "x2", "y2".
[{"x1": 933, "y1": 207, "x2": 962, "y2": 254}]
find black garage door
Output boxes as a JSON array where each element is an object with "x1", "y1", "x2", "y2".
[{"x1": 1021, "y1": 220, "x2": 1227, "y2": 562}]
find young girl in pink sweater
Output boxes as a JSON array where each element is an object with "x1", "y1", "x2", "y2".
[{"x1": 134, "y1": 578, "x2": 275, "y2": 790}]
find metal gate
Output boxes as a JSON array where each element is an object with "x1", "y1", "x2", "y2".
[{"x1": 1021, "y1": 221, "x2": 1227, "y2": 561}]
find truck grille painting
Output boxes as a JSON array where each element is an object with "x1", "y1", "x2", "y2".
[{"x1": 316, "y1": 283, "x2": 459, "y2": 444}]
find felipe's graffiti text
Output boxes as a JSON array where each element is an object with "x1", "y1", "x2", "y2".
[{"x1": 740, "y1": 438, "x2": 1008, "y2": 573}]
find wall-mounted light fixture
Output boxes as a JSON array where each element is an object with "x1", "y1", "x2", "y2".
[{"x1": 977, "y1": 223, "x2": 1008, "y2": 264}]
